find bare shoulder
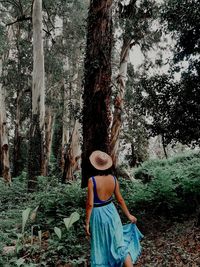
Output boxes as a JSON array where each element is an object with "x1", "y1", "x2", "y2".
[{"x1": 88, "y1": 177, "x2": 93, "y2": 187}]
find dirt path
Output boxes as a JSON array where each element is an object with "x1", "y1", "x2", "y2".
[{"x1": 135, "y1": 218, "x2": 200, "y2": 267}]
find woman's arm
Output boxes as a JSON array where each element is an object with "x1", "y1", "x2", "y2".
[
  {"x1": 85, "y1": 178, "x2": 94, "y2": 235},
  {"x1": 114, "y1": 180, "x2": 137, "y2": 223}
]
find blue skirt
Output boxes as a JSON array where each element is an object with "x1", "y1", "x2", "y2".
[{"x1": 90, "y1": 202, "x2": 143, "y2": 267}]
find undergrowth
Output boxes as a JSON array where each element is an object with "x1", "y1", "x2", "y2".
[{"x1": 0, "y1": 152, "x2": 200, "y2": 266}]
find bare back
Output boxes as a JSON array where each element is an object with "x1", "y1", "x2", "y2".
[{"x1": 93, "y1": 175, "x2": 116, "y2": 201}]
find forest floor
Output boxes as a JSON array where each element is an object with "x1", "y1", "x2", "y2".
[
  {"x1": 1, "y1": 176, "x2": 200, "y2": 267},
  {"x1": 1, "y1": 209, "x2": 200, "y2": 266},
  {"x1": 135, "y1": 216, "x2": 200, "y2": 267}
]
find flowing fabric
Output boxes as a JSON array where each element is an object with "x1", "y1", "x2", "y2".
[{"x1": 90, "y1": 202, "x2": 143, "y2": 266}]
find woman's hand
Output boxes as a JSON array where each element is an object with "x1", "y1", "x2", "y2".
[
  {"x1": 128, "y1": 214, "x2": 137, "y2": 224},
  {"x1": 85, "y1": 224, "x2": 90, "y2": 237}
]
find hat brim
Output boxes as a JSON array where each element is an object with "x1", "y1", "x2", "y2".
[{"x1": 89, "y1": 150, "x2": 113, "y2": 170}]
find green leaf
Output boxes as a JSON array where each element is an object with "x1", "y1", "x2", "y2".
[
  {"x1": 54, "y1": 227, "x2": 62, "y2": 239},
  {"x1": 16, "y1": 233, "x2": 23, "y2": 240},
  {"x1": 16, "y1": 258, "x2": 25, "y2": 266},
  {"x1": 64, "y1": 211, "x2": 80, "y2": 230},
  {"x1": 30, "y1": 206, "x2": 39, "y2": 222},
  {"x1": 22, "y1": 208, "x2": 31, "y2": 233},
  {"x1": 57, "y1": 245, "x2": 64, "y2": 251}
]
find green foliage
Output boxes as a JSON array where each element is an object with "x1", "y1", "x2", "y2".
[
  {"x1": 135, "y1": 71, "x2": 200, "y2": 146},
  {"x1": 123, "y1": 64, "x2": 149, "y2": 165},
  {"x1": 162, "y1": 0, "x2": 200, "y2": 61},
  {"x1": 35, "y1": 177, "x2": 86, "y2": 227},
  {"x1": 131, "y1": 152, "x2": 200, "y2": 215},
  {"x1": 64, "y1": 212, "x2": 80, "y2": 230},
  {"x1": 143, "y1": 0, "x2": 200, "y2": 146},
  {"x1": 22, "y1": 208, "x2": 31, "y2": 234},
  {"x1": 0, "y1": 176, "x2": 87, "y2": 266},
  {"x1": 126, "y1": 0, "x2": 200, "y2": 147},
  {"x1": 1, "y1": 152, "x2": 200, "y2": 265},
  {"x1": 54, "y1": 226, "x2": 62, "y2": 239},
  {"x1": 117, "y1": 0, "x2": 161, "y2": 50},
  {"x1": 0, "y1": 173, "x2": 31, "y2": 213}
]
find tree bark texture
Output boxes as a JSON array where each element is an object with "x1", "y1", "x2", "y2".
[
  {"x1": 13, "y1": 90, "x2": 22, "y2": 177},
  {"x1": 13, "y1": 27, "x2": 24, "y2": 177},
  {"x1": 82, "y1": 0, "x2": 113, "y2": 188},
  {"x1": 0, "y1": 58, "x2": 11, "y2": 184},
  {"x1": 28, "y1": 0, "x2": 45, "y2": 192},
  {"x1": 61, "y1": 67, "x2": 81, "y2": 181},
  {"x1": 42, "y1": 107, "x2": 55, "y2": 176},
  {"x1": 32, "y1": 0, "x2": 45, "y2": 125},
  {"x1": 110, "y1": 39, "x2": 131, "y2": 166},
  {"x1": 62, "y1": 120, "x2": 81, "y2": 182},
  {"x1": 110, "y1": 0, "x2": 141, "y2": 166},
  {"x1": 162, "y1": 134, "x2": 168, "y2": 159},
  {"x1": 52, "y1": 110, "x2": 63, "y2": 175},
  {"x1": 61, "y1": 79, "x2": 70, "y2": 173},
  {"x1": 28, "y1": 114, "x2": 43, "y2": 191}
]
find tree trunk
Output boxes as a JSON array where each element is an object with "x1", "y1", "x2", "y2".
[
  {"x1": 110, "y1": 39, "x2": 131, "y2": 166},
  {"x1": 62, "y1": 120, "x2": 81, "y2": 182},
  {"x1": 0, "y1": 58, "x2": 11, "y2": 184},
  {"x1": 130, "y1": 143, "x2": 137, "y2": 167},
  {"x1": 42, "y1": 107, "x2": 55, "y2": 176},
  {"x1": 110, "y1": 0, "x2": 141, "y2": 166},
  {"x1": 51, "y1": 109, "x2": 63, "y2": 176},
  {"x1": 28, "y1": 0, "x2": 45, "y2": 192},
  {"x1": 61, "y1": 69, "x2": 81, "y2": 181},
  {"x1": 61, "y1": 78, "x2": 70, "y2": 173},
  {"x1": 82, "y1": 0, "x2": 113, "y2": 188},
  {"x1": 13, "y1": 27, "x2": 24, "y2": 177},
  {"x1": 13, "y1": 90, "x2": 22, "y2": 177},
  {"x1": 161, "y1": 134, "x2": 168, "y2": 159}
]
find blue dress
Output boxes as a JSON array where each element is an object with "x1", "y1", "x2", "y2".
[{"x1": 90, "y1": 176, "x2": 143, "y2": 267}]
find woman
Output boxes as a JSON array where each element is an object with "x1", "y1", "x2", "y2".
[{"x1": 86, "y1": 150, "x2": 143, "y2": 267}]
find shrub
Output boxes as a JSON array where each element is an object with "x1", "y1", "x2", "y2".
[{"x1": 126, "y1": 152, "x2": 200, "y2": 216}]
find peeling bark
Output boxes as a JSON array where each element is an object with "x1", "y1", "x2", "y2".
[
  {"x1": 52, "y1": 110, "x2": 63, "y2": 174},
  {"x1": 110, "y1": 0, "x2": 141, "y2": 166},
  {"x1": 42, "y1": 107, "x2": 55, "y2": 176},
  {"x1": 32, "y1": 1, "x2": 45, "y2": 126},
  {"x1": 0, "y1": 58, "x2": 11, "y2": 184},
  {"x1": 110, "y1": 39, "x2": 131, "y2": 166},
  {"x1": 61, "y1": 69, "x2": 81, "y2": 181},
  {"x1": 61, "y1": 79, "x2": 70, "y2": 173},
  {"x1": 82, "y1": 0, "x2": 113, "y2": 188},
  {"x1": 28, "y1": 0, "x2": 45, "y2": 192},
  {"x1": 62, "y1": 120, "x2": 81, "y2": 182}
]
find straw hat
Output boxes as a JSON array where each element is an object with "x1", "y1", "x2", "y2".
[{"x1": 89, "y1": 150, "x2": 113, "y2": 170}]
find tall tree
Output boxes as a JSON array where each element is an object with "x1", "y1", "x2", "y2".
[
  {"x1": 13, "y1": 23, "x2": 31, "y2": 177},
  {"x1": 0, "y1": 57, "x2": 11, "y2": 184},
  {"x1": 28, "y1": 0, "x2": 45, "y2": 192},
  {"x1": 82, "y1": 0, "x2": 113, "y2": 188},
  {"x1": 110, "y1": 0, "x2": 160, "y2": 165},
  {"x1": 61, "y1": 1, "x2": 87, "y2": 181},
  {"x1": 0, "y1": 24, "x2": 11, "y2": 183},
  {"x1": 1, "y1": 0, "x2": 33, "y2": 177}
]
